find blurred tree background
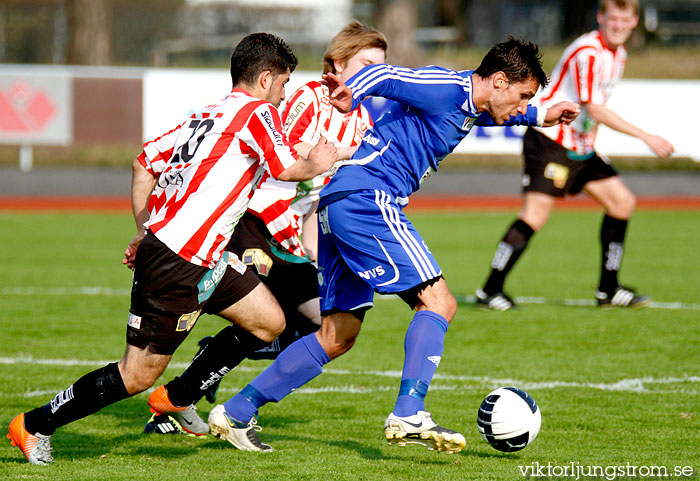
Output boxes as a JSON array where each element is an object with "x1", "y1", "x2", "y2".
[
  {"x1": 1, "y1": 0, "x2": 698, "y2": 169},
  {"x1": 2, "y1": 0, "x2": 700, "y2": 76}
]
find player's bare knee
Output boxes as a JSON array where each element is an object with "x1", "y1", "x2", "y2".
[
  {"x1": 321, "y1": 334, "x2": 357, "y2": 359},
  {"x1": 119, "y1": 366, "x2": 158, "y2": 395},
  {"x1": 442, "y1": 293, "x2": 458, "y2": 322},
  {"x1": 608, "y1": 192, "x2": 636, "y2": 219},
  {"x1": 256, "y1": 309, "x2": 286, "y2": 342}
]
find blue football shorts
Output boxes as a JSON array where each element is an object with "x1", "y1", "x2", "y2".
[{"x1": 317, "y1": 189, "x2": 442, "y2": 314}]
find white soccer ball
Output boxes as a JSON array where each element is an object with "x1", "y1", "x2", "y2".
[{"x1": 476, "y1": 386, "x2": 541, "y2": 452}]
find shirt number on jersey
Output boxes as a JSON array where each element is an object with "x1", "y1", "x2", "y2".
[{"x1": 174, "y1": 119, "x2": 214, "y2": 164}]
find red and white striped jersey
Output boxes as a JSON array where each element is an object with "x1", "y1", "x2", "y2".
[
  {"x1": 247, "y1": 80, "x2": 373, "y2": 257},
  {"x1": 138, "y1": 89, "x2": 299, "y2": 268},
  {"x1": 533, "y1": 30, "x2": 627, "y2": 154}
]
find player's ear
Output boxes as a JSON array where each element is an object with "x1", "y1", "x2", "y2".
[
  {"x1": 258, "y1": 70, "x2": 273, "y2": 91},
  {"x1": 333, "y1": 59, "x2": 344, "y2": 75},
  {"x1": 493, "y1": 71, "x2": 508, "y2": 89}
]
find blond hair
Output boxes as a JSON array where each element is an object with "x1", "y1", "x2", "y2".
[
  {"x1": 322, "y1": 21, "x2": 388, "y2": 74},
  {"x1": 599, "y1": 0, "x2": 639, "y2": 14}
]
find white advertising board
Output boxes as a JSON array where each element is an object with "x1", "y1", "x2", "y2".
[{"x1": 143, "y1": 70, "x2": 699, "y2": 161}]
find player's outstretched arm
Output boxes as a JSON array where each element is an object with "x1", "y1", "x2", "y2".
[
  {"x1": 543, "y1": 101, "x2": 581, "y2": 127},
  {"x1": 123, "y1": 158, "x2": 157, "y2": 269},
  {"x1": 292, "y1": 141, "x2": 358, "y2": 162},
  {"x1": 585, "y1": 102, "x2": 675, "y2": 158},
  {"x1": 277, "y1": 137, "x2": 337, "y2": 182}
]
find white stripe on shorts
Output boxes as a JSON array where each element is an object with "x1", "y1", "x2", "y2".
[{"x1": 374, "y1": 190, "x2": 438, "y2": 282}]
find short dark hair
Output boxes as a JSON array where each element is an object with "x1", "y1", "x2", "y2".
[
  {"x1": 475, "y1": 37, "x2": 548, "y2": 89},
  {"x1": 230, "y1": 33, "x2": 298, "y2": 87}
]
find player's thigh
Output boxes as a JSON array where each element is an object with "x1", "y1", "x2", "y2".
[
  {"x1": 128, "y1": 233, "x2": 220, "y2": 356},
  {"x1": 216, "y1": 281, "x2": 285, "y2": 342},
  {"x1": 323, "y1": 190, "x2": 442, "y2": 294},
  {"x1": 583, "y1": 176, "x2": 635, "y2": 219},
  {"x1": 297, "y1": 297, "x2": 321, "y2": 326},
  {"x1": 519, "y1": 191, "x2": 556, "y2": 231},
  {"x1": 318, "y1": 208, "x2": 375, "y2": 314}
]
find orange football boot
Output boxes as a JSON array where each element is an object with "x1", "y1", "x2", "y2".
[{"x1": 7, "y1": 413, "x2": 53, "y2": 465}]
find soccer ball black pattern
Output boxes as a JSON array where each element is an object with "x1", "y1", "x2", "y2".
[{"x1": 477, "y1": 387, "x2": 541, "y2": 452}]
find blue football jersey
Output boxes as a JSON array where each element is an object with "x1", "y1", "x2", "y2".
[{"x1": 320, "y1": 64, "x2": 540, "y2": 206}]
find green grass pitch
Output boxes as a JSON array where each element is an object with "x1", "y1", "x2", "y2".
[{"x1": 0, "y1": 210, "x2": 698, "y2": 480}]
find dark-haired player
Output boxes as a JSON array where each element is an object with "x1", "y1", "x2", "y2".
[
  {"x1": 7, "y1": 32, "x2": 336, "y2": 465},
  {"x1": 207, "y1": 38, "x2": 579, "y2": 454}
]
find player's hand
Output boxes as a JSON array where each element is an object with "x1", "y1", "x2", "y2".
[
  {"x1": 123, "y1": 232, "x2": 145, "y2": 270},
  {"x1": 322, "y1": 72, "x2": 353, "y2": 113},
  {"x1": 543, "y1": 101, "x2": 580, "y2": 126},
  {"x1": 644, "y1": 134, "x2": 675, "y2": 158},
  {"x1": 308, "y1": 137, "x2": 338, "y2": 174}
]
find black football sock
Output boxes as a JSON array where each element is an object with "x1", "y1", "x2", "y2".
[
  {"x1": 23, "y1": 362, "x2": 129, "y2": 436},
  {"x1": 482, "y1": 219, "x2": 535, "y2": 295},
  {"x1": 599, "y1": 214, "x2": 628, "y2": 293},
  {"x1": 248, "y1": 311, "x2": 320, "y2": 360},
  {"x1": 165, "y1": 325, "x2": 267, "y2": 407}
]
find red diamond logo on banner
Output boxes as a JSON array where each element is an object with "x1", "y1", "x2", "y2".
[{"x1": 0, "y1": 82, "x2": 56, "y2": 133}]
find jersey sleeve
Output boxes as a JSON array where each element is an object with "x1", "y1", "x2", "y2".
[
  {"x1": 245, "y1": 103, "x2": 299, "y2": 179},
  {"x1": 475, "y1": 105, "x2": 539, "y2": 126},
  {"x1": 346, "y1": 64, "x2": 466, "y2": 114},
  {"x1": 137, "y1": 121, "x2": 185, "y2": 176},
  {"x1": 573, "y1": 49, "x2": 604, "y2": 104},
  {"x1": 282, "y1": 83, "x2": 322, "y2": 145}
]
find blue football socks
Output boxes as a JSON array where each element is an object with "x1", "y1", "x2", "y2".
[
  {"x1": 393, "y1": 310, "x2": 449, "y2": 417},
  {"x1": 224, "y1": 333, "x2": 330, "y2": 422}
]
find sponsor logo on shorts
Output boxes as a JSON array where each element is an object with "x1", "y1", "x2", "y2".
[
  {"x1": 242, "y1": 248, "x2": 273, "y2": 277},
  {"x1": 544, "y1": 162, "x2": 569, "y2": 189},
  {"x1": 127, "y1": 312, "x2": 142, "y2": 329},
  {"x1": 176, "y1": 309, "x2": 202, "y2": 332},
  {"x1": 362, "y1": 133, "x2": 380, "y2": 146},
  {"x1": 358, "y1": 265, "x2": 386, "y2": 280},
  {"x1": 226, "y1": 252, "x2": 247, "y2": 275}
]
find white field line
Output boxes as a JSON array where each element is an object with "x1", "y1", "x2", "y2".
[
  {"x1": 4, "y1": 287, "x2": 698, "y2": 311},
  {"x1": 1, "y1": 357, "x2": 698, "y2": 397}
]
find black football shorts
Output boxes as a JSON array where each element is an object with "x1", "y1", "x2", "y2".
[
  {"x1": 226, "y1": 212, "x2": 319, "y2": 312},
  {"x1": 522, "y1": 127, "x2": 618, "y2": 198},
  {"x1": 127, "y1": 232, "x2": 260, "y2": 355}
]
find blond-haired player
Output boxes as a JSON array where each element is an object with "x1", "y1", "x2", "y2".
[{"x1": 477, "y1": 0, "x2": 674, "y2": 311}]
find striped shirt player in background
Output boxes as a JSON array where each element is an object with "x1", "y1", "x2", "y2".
[
  {"x1": 7, "y1": 33, "x2": 337, "y2": 465},
  {"x1": 209, "y1": 39, "x2": 580, "y2": 454},
  {"x1": 142, "y1": 22, "x2": 387, "y2": 443},
  {"x1": 476, "y1": 0, "x2": 675, "y2": 311}
]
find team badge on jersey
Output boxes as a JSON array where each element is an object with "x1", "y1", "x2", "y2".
[{"x1": 462, "y1": 116, "x2": 476, "y2": 132}]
